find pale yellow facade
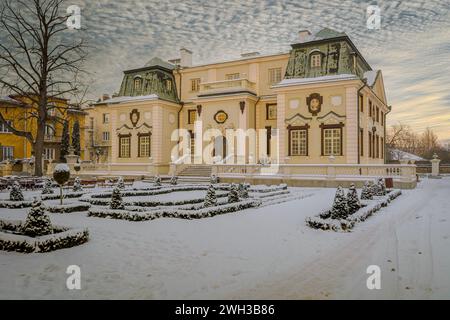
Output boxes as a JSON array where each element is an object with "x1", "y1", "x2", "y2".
[{"x1": 86, "y1": 31, "x2": 389, "y2": 175}]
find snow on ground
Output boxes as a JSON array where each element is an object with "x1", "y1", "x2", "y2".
[{"x1": 0, "y1": 178, "x2": 449, "y2": 299}]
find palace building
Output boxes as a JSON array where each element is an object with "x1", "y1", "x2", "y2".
[{"x1": 86, "y1": 28, "x2": 390, "y2": 176}]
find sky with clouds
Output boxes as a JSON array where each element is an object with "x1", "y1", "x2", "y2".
[{"x1": 66, "y1": 0, "x2": 449, "y2": 141}]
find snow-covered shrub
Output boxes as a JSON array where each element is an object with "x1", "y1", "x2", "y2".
[
  {"x1": 116, "y1": 176, "x2": 125, "y2": 189},
  {"x1": 154, "y1": 175, "x2": 161, "y2": 186},
  {"x1": 369, "y1": 180, "x2": 379, "y2": 196},
  {"x1": 346, "y1": 183, "x2": 361, "y2": 214},
  {"x1": 45, "y1": 203, "x2": 91, "y2": 214},
  {"x1": 210, "y1": 174, "x2": 219, "y2": 184},
  {"x1": 376, "y1": 178, "x2": 386, "y2": 196},
  {"x1": 170, "y1": 176, "x2": 178, "y2": 185},
  {"x1": 110, "y1": 186, "x2": 125, "y2": 210},
  {"x1": 238, "y1": 183, "x2": 249, "y2": 199},
  {"x1": 330, "y1": 186, "x2": 349, "y2": 219},
  {"x1": 53, "y1": 163, "x2": 70, "y2": 184},
  {"x1": 204, "y1": 184, "x2": 217, "y2": 207},
  {"x1": 21, "y1": 198, "x2": 53, "y2": 237},
  {"x1": 360, "y1": 181, "x2": 373, "y2": 200},
  {"x1": 228, "y1": 183, "x2": 239, "y2": 203},
  {"x1": 9, "y1": 181, "x2": 24, "y2": 201},
  {"x1": 73, "y1": 177, "x2": 83, "y2": 192},
  {"x1": 41, "y1": 178, "x2": 54, "y2": 194}
]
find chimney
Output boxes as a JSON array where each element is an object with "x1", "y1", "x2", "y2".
[
  {"x1": 180, "y1": 48, "x2": 192, "y2": 67},
  {"x1": 298, "y1": 30, "x2": 312, "y2": 43}
]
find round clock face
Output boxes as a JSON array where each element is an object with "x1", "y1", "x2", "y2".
[{"x1": 214, "y1": 111, "x2": 228, "y2": 124}]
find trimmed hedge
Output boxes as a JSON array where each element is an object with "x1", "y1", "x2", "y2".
[
  {"x1": 0, "y1": 200, "x2": 33, "y2": 209},
  {"x1": 45, "y1": 203, "x2": 91, "y2": 214},
  {"x1": 0, "y1": 219, "x2": 89, "y2": 253}
]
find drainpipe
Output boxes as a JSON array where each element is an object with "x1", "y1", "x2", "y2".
[{"x1": 357, "y1": 79, "x2": 368, "y2": 165}]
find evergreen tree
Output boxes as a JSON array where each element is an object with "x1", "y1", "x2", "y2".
[
  {"x1": 116, "y1": 176, "x2": 125, "y2": 189},
  {"x1": 228, "y1": 183, "x2": 239, "y2": 203},
  {"x1": 110, "y1": 186, "x2": 125, "y2": 210},
  {"x1": 21, "y1": 198, "x2": 53, "y2": 237},
  {"x1": 9, "y1": 181, "x2": 24, "y2": 201},
  {"x1": 41, "y1": 178, "x2": 54, "y2": 194},
  {"x1": 210, "y1": 174, "x2": 219, "y2": 184},
  {"x1": 376, "y1": 178, "x2": 386, "y2": 196},
  {"x1": 73, "y1": 177, "x2": 83, "y2": 192},
  {"x1": 369, "y1": 180, "x2": 379, "y2": 196},
  {"x1": 170, "y1": 175, "x2": 178, "y2": 185},
  {"x1": 346, "y1": 183, "x2": 361, "y2": 214},
  {"x1": 361, "y1": 181, "x2": 373, "y2": 200},
  {"x1": 330, "y1": 186, "x2": 349, "y2": 219},
  {"x1": 71, "y1": 120, "x2": 81, "y2": 156},
  {"x1": 204, "y1": 184, "x2": 217, "y2": 207},
  {"x1": 154, "y1": 175, "x2": 161, "y2": 186},
  {"x1": 59, "y1": 120, "x2": 70, "y2": 162},
  {"x1": 238, "y1": 183, "x2": 249, "y2": 198}
]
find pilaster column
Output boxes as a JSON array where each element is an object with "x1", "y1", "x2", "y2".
[
  {"x1": 276, "y1": 94, "x2": 286, "y2": 164},
  {"x1": 345, "y1": 86, "x2": 358, "y2": 163},
  {"x1": 151, "y1": 105, "x2": 163, "y2": 164}
]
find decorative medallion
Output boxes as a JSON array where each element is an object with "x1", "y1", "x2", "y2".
[
  {"x1": 289, "y1": 99, "x2": 299, "y2": 109},
  {"x1": 130, "y1": 109, "x2": 140, "y2": 127},
  {"x1": 331, "y1": 95, "x2": 342, "y2": 106},
  {"x1": 144, "y1": 112, "x2": 151, "y2": 119},
  {"x1": 214, "y1": 110, "x2": 228, "y2": 124},
  {"x1": 119, "y1": 113, "x2": 126, "y2": 121},
  {"x1": 306, "y1": 93, "x2": 323, "y2": 116}
]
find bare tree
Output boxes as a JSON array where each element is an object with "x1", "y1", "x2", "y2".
[{"x1": 0, "y1": 0, "x2": 88, "y2": 176}]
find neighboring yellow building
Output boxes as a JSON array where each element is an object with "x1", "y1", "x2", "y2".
[
  {"x1": 86, "y1": 28, "x2": 390, "y2": 175},
  {"x1": 0, "y1": 95, "x2": 87, "y2": 171}
]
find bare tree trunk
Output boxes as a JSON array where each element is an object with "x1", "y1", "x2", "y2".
[{"x1": 34, "y1": 124, "x2": 45, "y2": 176}]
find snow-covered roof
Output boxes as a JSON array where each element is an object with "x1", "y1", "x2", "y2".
[
  {"x1": 389, "y1": 149, "x2": 425, "y2": 161},
  {"x1": 363, "y1": 70, "x2": 379, "y2": 87},
  {"x1": 95, "y1": 94, "x2": 159, "y2": 105},
  {"x1": 272, "y1": 74, "x2": 358, "y2": 88},
  {"x1": 0, "y1": 96, "x2": 22, "y2": 105}
]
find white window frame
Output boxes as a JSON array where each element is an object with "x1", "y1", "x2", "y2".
[
  {"x1": 43, "y1": 148, "x2": 55, "y2": 160},
  {"x1": 268, "y1": 67, "x2": 282, "y2": 85},
  {"x1": 311, "y1": 54, "x2": 321, "y2": 68},
  {"x1": 102, "y1": 131, "x2": 110, "y2": 141},
  {"x1": 119, "y1": 136, "x2": 131, "y2": 158},
  {"x1": 190, "y1": 78, "x2": 200, "y2": 92},
  {"x1": 1, "y1": 146, "x2": 14, "y2": 160},
  {"x1": 290, "y1": 129, "x2": 307, "y2": 156},
  {"x1": 103, "y1": 113, "x2": 109, "y2": 124},
  {"x1": 0, "y1": 120, "x2": 13, "y2": 133},
  {"x1": 323, "y1": 128, "x2": 342, "y2": 156},
  {"x1": 138, "y1": 134, "x2": 151, "y2": 157}
]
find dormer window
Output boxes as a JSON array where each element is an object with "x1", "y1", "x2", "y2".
[
  {"x1": 134, "y1": 78, "x2": 142, "y2": 91},
  {"x1": 166, "y1": 79, "x2": 172, "y2": 91},
  {"x1": 311, "y1": 54, "x2": 321, "y2": 68}
]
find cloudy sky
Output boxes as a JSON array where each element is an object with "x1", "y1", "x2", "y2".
[{"x1": 69, "y1": 0, "x2": 449, "y2": 141}]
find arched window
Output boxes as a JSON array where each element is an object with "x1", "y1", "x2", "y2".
[
  {"x1": 310, "y1": 53, "x2": 322, "y2": 68},
  {"x1": 134, "y1": 77, "x2": 142, "y2": 91}
]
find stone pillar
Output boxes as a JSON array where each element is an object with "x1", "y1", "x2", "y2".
[
  {"x1": 345, "y1": 86, "x2": 358, "y2": 163},
  {"x1": 276, "y1": 94, "x2": 286, "y2": 164},
  {"x1": 238, "y1": 101, "x2": 247, "y2": 164},
  {"x1": 151, "y1": 105, "x2": 163, "y2": 165},
  {"x1": 430, "y1": 154, "x2": 441, "y2": 176}
]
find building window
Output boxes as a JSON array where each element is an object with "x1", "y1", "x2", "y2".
[
  {"x1": 376, "y1": 107, "x2": 379, "y2": 122},
  {"x1": 369, "y1": 100, "x2": 372, "y2": 117},
  {"x1": 360, "y1": 129, "x2": 364, "y2": 156},
  {"x1": 376, "y1": 135, "x2": 379, "y2": 158},
  {"x1": 381, "y1": 137, "x2": 384, "y2": 158},
  {"x1": 266, "y1": 126, "x2": 271, "y2": 156},
  {"x1": 359, "y1": 94, "x2": 364, "y2": 113},
  {"x1": 266, "y1": 104, "x2": 277, "y2": 120},
  {"x1": 225, "y1": 73, "x2": 240, "y2": 80},
  {"x1": 43, "y1": 148, "x2": 55, "y2": 160},
  {"x1": 1, "y1": 146, "x2": 14, "y2": 161},
  {"x1": 368, "y1": 131, "x2": 372, "y2": 158},
  {"x1": 189, "y1": 130, "x2": 195, "y2": 157},
  {"x1": 268, "y1": 68, "x2": 282, "y2": 85},
  {"x1": 191, "y1": 78, "x2": 201, "y2": 92},
  {"x1": 289, "y1": 128, "x2": 308, "y2": 156},
  {"x1": 102, "y1": 113, "x2": 109, "y2": 124},
  {"x1": 322, "y1": 125, "x2": 343, "y2": 156},
  {"x1": 380, "y1": 111, "x2": 384, "y2": 126},
  {"x1": 311, "y1": 54, "x2": 321, "y2": 68},
  {"x1": 166, "y1": 79, "x2": 172, "y2": 91},
  {"x1": 102, "y1": 132, "x2": 110, "y2": 141},
  {"x1": 44, "y1": 124, "x2": 55, "y2": 137},
  {"x1": 0, "y1": 120, "x2": 13, "y2": 133},
  {"x1": 188, "y1": 110, "x2": 197, "y2": 124},
  {"x1": 119, "y1": 135, "x2": 131, "y2": 158},
  {"x1": 138, "y1": 133, "x2": 151, "y2": 157},
  {"x1": 134, "y1": 78, "x2": 142, "y2": 91}
]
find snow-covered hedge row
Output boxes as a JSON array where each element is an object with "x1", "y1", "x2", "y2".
[
  {"x1": 306, "y1": 190, "x2": 402, "y2": 232},
  {"x1": 41, "y1": 191, "x2": 86, "y2": 201},
  {"x1": 0, "y1": 219, "x2": 89, "y2": 253},
  {"x1": 249, "y1": 184, "x2": 288, "y2": 193},
  {"x1": 45, "y1": 203, "x2": 91, "y2": 214},
  {"x1": 0, "y1": 200, "x2": 33, "y2": 209},
  {"x1": 88, "y1": 199, "x2": 261, "y2": 222}
]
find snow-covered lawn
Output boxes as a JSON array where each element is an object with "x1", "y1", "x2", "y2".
[{"x1": 0, "y1": 178, "x2": 449, "y2": 299}]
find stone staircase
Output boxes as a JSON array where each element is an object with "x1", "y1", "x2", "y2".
[{"x1": 176, "y1": 165, "x2": 212, "y2": 184}]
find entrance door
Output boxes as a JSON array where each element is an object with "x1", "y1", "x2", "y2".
[{"x1": 213, "y1": 136, "x2": 227, "y2": 160}]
